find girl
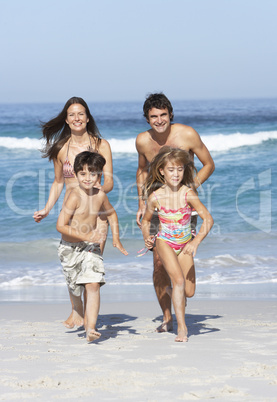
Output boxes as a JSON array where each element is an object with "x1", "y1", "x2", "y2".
[
  {"x1": 33, "y1": 97, "x2": 113, "y2": 329},
  {"x1": 141, "y1": 147, "x2": 213, "y2": 342}
]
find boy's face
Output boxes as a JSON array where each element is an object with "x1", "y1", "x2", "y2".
[{"x1": 76, "y1": 165, "x2": 100, "y2": 191}]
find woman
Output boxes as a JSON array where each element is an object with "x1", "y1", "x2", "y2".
[{"x1": 33, "y1": 96, "x2": 113, "y2": 328}]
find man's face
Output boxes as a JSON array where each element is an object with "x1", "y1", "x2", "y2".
[{"x1": 147, "y1": 108, "x2": 172, "y2": 134}]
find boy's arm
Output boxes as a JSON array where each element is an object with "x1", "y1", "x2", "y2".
[
  {"x1": 56, "y1": 193, "x2": 104, "y2": 243},
  {"x1": 102, "y1": 196, "x2": 128, "y2": 255}
]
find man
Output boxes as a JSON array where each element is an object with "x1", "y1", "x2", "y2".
[{"x1": 136, "y1": 93, "x2": 215, "y2": 332}]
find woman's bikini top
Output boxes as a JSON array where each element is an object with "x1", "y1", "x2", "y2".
[{"x1": 63, "y1": 137, "x2": 94, "y2": 179}]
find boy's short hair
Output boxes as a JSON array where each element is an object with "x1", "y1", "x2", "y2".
[
  {"x1": 74, "y1": 151, "x2": 106, "y2": 175},
  {"x1": 143, "y1": 93, "x2": 174, "y2": 121}
]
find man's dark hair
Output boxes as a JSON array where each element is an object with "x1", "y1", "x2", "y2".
[
  {"x1": 74, "y1": 151, "x2": 106, "y2": 175},
  {"x1": 143, "y1": 93, "x2": 174, "y2": 121}
]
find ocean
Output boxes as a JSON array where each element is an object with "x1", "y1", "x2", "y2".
[{"x1": 0, "y1": 98, "x2": 276, "y2": 303}]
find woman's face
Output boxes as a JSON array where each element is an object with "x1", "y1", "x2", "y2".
[{"x1": 66, "y1": 103, "x2": 89, "y2": 134}]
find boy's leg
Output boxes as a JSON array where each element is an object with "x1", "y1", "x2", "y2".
[
  {"x1": 68, "y1": 290, "x2": 84, "y2": 328},
  {"x1": 85, "y1": 282, "x2": 101, "y2": 342},
  {"x1": 58, "y1": 241, "x2": 84, "y2": 329}
]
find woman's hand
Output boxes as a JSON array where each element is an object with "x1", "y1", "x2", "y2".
[{"x1": 33, "y1": 209, "x2": 49, "y2": 223}]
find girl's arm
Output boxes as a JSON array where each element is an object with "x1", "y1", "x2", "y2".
[
  {"x1": 56, "y1": 193, "x2": 104, "y2": 243},
  {"x1": 97, "y1": 139, "x2": 114, "y2": 193},
  {"x1": 102, "y1": 195, "x2": 128, "y2": 255},
  {"x1": 184, "y1": 190, "x2": 214, "y2": 257},
  {"x1": 141, "y1": 194, "x2": 157, "y2": 249},
  {"x1": 33, "y1": 158, "x2": 64, "y2": 222}
]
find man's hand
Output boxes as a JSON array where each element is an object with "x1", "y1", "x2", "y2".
[
  {"x1": 144, "y1": 235, "x2": 156, "y2": 250},
  {"x1": 136, "y1": 204, "x2": 146, "y2": 228}
]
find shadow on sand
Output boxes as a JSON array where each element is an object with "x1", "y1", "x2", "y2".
[
  {"x1": 153, "y1": 313, "x2": 222, "y2": 336},
  {"x1": 72, "y1": 313, "x2": 138, "y2": 343}
]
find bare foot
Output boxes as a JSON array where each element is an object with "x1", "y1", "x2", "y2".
[
  {"x1": 175, "y1": 329, "x2": 188, "y2": 342},
  {"x1": 63, "y1": 311, "x2": 75, "y2": 329},
  {"x1": 87, "y1": 329, "x2": 101, "y2": 342},
  {"x1": 156, "y1": 319, "x2": 173, "y2": 333},
  {"x1": 63, "y1": 310, "x2": 84, "y2": 329}
]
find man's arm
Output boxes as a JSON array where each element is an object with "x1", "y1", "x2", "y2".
[
  {"x1": 186, "y1": 128, "x2": 215, "y2": 188},
  {"x1": 135, "y1": 134, "x2": 149, "y2": 227},
  {"x1": 141, "y1": 194, "x2": 156, "y2": 249}
]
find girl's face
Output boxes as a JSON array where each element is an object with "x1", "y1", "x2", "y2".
[{"x1": 159, "y1": 160, "x2": 184, "y2": 188}]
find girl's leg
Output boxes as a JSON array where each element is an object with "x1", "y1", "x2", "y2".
[
  {"x1": 156, "y1": 240, "x2": 187, "y2": 342},
  {"x1": 177, "y1": 252, "x2": 196, "y2": 298},
  {"x1": 85, "y1": 283, "x2": 101, "y2": 342}
]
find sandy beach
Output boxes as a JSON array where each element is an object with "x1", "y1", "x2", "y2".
[{"x1": 0, "y1": 298, "x2": 276, "y2": 401}]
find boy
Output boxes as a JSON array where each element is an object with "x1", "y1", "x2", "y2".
[{"x1": 57, "y1": 151, "x2": 127, "y2": 342}]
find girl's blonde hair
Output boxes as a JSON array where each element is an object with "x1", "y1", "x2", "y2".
[{"x1": 143, "y1": 146, "x2": 198, "y2": 198}]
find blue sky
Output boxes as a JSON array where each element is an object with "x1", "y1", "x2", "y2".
[{"x1": 1, "y1": 0, "x2": 277, "y2": 103}]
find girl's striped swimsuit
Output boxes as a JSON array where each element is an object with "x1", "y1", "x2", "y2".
[{"x1": 154, "y1": 190, "x2": 192, "y2": 255}]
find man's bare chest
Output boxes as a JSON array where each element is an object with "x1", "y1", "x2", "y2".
[{"x1": 144, "y1": 140, "x2": 190, "y2": 163}]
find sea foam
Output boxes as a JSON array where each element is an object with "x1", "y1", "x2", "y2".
[{"x1": 0, "y1": 131, "x2": 277, "y2": 153}]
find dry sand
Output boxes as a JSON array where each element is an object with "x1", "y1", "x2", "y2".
[{"x1": 0, "y1": 299, "x2": 277, "y2": 401}]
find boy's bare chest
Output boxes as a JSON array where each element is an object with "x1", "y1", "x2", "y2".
[{"x1": 75, "y1": 196, "x2": 102, "y2": 221}]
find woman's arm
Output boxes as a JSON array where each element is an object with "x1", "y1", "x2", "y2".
[
  {"x1": 33, "y1": 158, "x2": 64, "y2": 222},
  {"x1": 98, "y1": 139, "x2": 113, "y2": 193}
]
